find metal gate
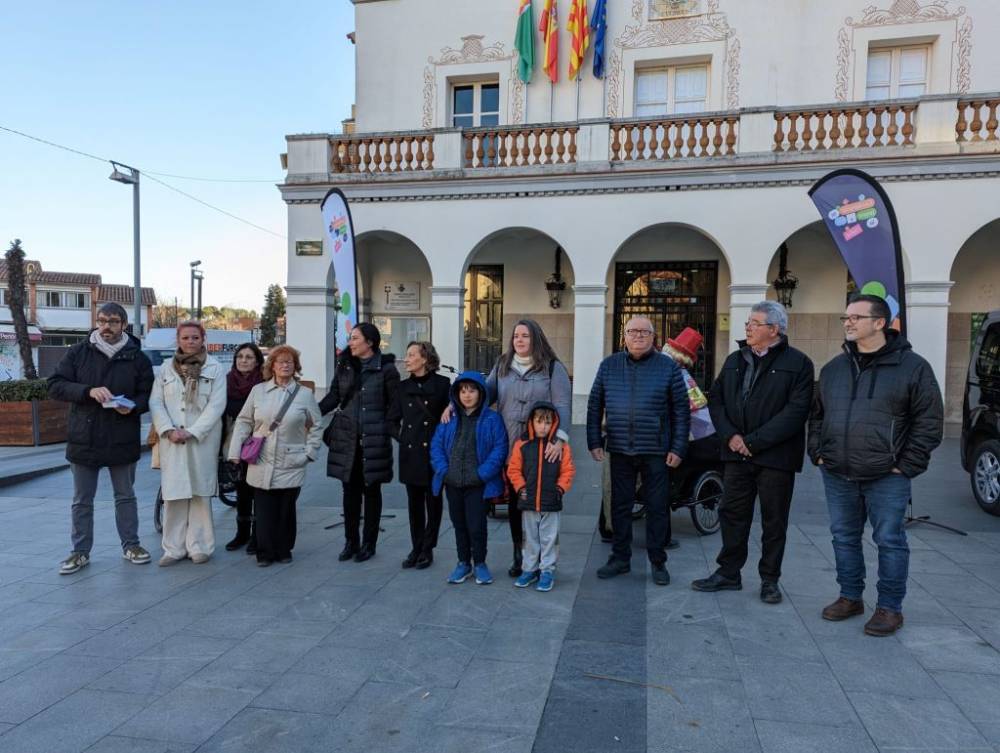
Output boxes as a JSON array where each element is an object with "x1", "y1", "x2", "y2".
[{"x1": 613, "y1": 261, "x2": 718, "y2": 388}]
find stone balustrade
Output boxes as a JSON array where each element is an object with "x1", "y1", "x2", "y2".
[
  {"x1": 610, "y1": 114, "x2": 738, "y2": 161},
  {"x1": 773, "y1": 102, "x2": 917, "y2": 151}
]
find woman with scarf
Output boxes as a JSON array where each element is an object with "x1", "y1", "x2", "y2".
[
  {"x1": 150, "y1": 321, "x2": 228, "y2": 565},
  {"x1": 223, "y1": 343, "x2": 264, "y2": 553}
]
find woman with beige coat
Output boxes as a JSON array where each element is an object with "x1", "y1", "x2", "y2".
[
  {"x1": 228, "y1": 345, "x2": 323, "y2": 566},
  {"x1": 149, "y1": 321, "x2": 228, "y2": 565}
]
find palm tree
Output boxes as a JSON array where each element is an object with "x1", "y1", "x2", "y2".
[{"x1": 4, "y1": 239, "x2": 38, "y2": 380}]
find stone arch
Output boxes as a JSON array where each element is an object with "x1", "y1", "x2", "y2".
[
  {"x1": 944, "y1": 218, "x2": 1000, "y2": 426},
  {"x1": 355, "y1": 230, "x2": 434, "y2": 357},
  {"x1": 605, "y1": 222, "x2": 733, "y2": 385},
  {"x1": 461, "y1": 226, "x2": 577, "y2": 374}
]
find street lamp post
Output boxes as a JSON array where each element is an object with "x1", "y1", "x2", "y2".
[
  {"x1": 109, "y1": 161, "x2": 141, "y2": 339},
  {"x1": 190, "y1": 260, "x2": 203, "y2": 321}
]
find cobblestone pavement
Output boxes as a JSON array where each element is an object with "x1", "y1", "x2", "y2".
[{"x1": 0, "y1": 433, "x2": 998, "y2": 752}]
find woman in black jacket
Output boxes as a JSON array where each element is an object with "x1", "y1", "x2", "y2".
[
  {"x1": 224, "y1": 343, "x2": 264, "y2": 553},
  {"x1": 319, "y1": 323, "x2": 400, "y2": 563},
  {"x1": 391, "y1": 341, "x2": 451, "y2": 569}
]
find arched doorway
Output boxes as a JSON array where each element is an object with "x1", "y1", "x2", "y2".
[
  {"x1": 355, "y1": 231, "x2": 433, "y2": 362},
  {"x1": 607, "y1": 224, "x2": 731, "y2": 388},
  {"x1": 764, "y1": 221, "x2": 851, "y2": 370},
  {"x1": 463, "y1": 228, "x2": 575, "y2": 374},
  {"x1": 946, "y1": 219, "x2": 1000, "y2": 428}
]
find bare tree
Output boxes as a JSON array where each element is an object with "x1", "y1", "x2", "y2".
[{"x1": 4, "y1": 239, "x2": 38, "y2": 380}]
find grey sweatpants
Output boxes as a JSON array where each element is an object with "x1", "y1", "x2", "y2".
[
  {"x1": 522, "y1": 511, "x2": 560, "y2": 573},
  {"x1": 70, "y1": 462, "x2": 140, "y2": 554}
]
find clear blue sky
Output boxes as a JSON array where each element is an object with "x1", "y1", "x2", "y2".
[{"x1": 1, "y1": 0, "x2": 356, "y2": 312}]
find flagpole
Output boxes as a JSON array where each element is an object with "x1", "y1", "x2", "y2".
[
  {"x1": 549, "y1": 81, "x2": 554, "y2": 122},
  {"x1": 575, "y1": 75, "x2": 581, "y2": 122}
]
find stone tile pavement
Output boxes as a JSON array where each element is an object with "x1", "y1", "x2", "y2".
[{"x1": 0, "y1": 432, "x2": 998, "y2": 752}]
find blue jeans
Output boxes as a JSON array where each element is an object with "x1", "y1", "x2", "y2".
[{"x1": 821, "y1": 467, "x2": 911, "y2": 612}]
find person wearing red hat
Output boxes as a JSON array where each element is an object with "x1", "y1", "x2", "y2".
[
  {"x1": 662, "y1": 328, "x2": 715, "y2": 442},
  {"x1": 692, "y1": 301, "x2": 814, "y2": 604}
]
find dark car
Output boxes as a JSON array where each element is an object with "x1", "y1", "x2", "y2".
[{"x1": 962, "y1": 311, "x2": 1000, "y2": 515}]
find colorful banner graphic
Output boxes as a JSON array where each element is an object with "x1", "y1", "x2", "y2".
[
  {"x1": 808, "y1": 168, "x2": 906, "y2": 333},
  {"x1": 320, "y1": 188, "x2": 360, "y2": 353}
]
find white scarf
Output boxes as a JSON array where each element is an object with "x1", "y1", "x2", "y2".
[
  {"x1": 90, "y1": 329, "x2": 128, "y2": 360},
  {"x1": 512, "y1": 354, "x2": 533, "y2": 375}
]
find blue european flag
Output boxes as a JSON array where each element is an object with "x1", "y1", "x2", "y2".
[{"x1": 590, "y1": 0, "x2": 608, "y2": 79}]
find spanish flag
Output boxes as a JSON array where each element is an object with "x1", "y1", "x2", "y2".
[
  {"x1": 539, "y1": 0, "x2": 558, "y2": 84},
  {"x1": 567, "y1": 0, "x2": 590, "y2": 80}
]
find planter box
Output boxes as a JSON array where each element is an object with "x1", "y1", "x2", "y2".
[{"x1": 0, "y1": 400, "x2": 69, "y2": 446}]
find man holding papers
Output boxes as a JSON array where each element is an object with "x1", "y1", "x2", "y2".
[{"x1": 48, "y1": 302, "x2": 154, "y2": 574}]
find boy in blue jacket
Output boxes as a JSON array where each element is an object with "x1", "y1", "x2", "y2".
[{"x1": 431, "y1": 371, "x2": 508, "y2": 585}]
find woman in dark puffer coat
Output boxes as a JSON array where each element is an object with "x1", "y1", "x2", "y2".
[{"x1": 319, "y1": 323, "x2": 400, "y2": 563}]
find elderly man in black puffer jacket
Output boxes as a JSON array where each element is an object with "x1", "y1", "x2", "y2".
[
  {"x1": 809, "y1": 294, "x2": 943, "y2": 638},
  {"x1": 587, "y1": 316, "x2": 689, "y2": 585}
]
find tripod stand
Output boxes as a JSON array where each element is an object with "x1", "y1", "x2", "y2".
[{"x1": 903, "y1": 497, "x2": 967, "y2": 536}]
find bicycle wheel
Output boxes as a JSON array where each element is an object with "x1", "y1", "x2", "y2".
[
  {"x1": 216, "y1": 460, "x2": 239, "y2": 507},
  {"x1": 154, "y1": 487, "x2": 164, "y2": 534},
  {"x1": 689, "y1": 470, "x2": 724, "y2": 535}
]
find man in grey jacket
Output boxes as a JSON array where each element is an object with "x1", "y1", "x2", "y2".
[{"x1": 809, "y1": 294, "x2": 943, "y2": 637}]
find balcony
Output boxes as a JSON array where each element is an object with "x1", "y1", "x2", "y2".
[{"x1": 285, "y1": 93, "x2": 1000, "y2": 185}]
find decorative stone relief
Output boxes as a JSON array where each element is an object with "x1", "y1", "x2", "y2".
[
  {"x1": 834, "y1": 1, "x2": 972, "y2": 101},
  {"x1": 606, "y1": 3, "x2": 741, "y2": 117},
  {"x1": 421, "y1": 35, "x2": 512, "y2": 128}
]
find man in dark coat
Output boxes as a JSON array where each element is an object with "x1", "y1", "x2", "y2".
[
  {"x1": 809, "y1": 294, "x2": 943, "y2": 637},
  {"x1": 47, "y1": 303, "x2": 154, "y2": 574},
  {"x1": 692, "y1": 301, "x2": 814, "y2": 604},
  {"x1": 320, "y1": 322, "x2": 400, "y2": 563},
  {"x1": 587, "y1": 316, "x2": 690, "y2": 585}
]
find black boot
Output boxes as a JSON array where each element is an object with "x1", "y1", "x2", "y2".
[
  {"x1": 225, "y1": 517, "x2": 251, "y2": 551},
  {"x1": 508, "y1": 542, "x2": 523, "y2": 578},
  {"x1": 338, "y1": 542, "x2": 359, "y2": 562}
]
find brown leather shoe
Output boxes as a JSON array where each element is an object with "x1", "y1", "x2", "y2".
[
  {"x1": 821, "y1": 597, "x2": 865, "y2": 621},
  {"x1": 864, "y1": 608, "x2": 904, "y2": 637}
]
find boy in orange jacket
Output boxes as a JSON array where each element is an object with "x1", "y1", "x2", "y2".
[{"x1": 507, "y1": 401, "x2": 575, "y2": 591}]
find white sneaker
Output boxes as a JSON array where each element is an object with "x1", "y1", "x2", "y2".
[
  {"x1": 190, "y1": 553, "x2": 210, "y2": 564},
  {"x1": 158, "y1": 554, "x2": 181, "y2": 567},
  {"x1": 122, "y1": 545, "x2": 151, "y2": 564},
  {"x1": 59, "y1": 552, "x2": 90, "y2": 575}
]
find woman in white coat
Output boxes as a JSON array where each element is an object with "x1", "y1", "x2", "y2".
[
  {"x1": 228, "y1": 345, "x2": 323, "y2": 566},
  {"x1": 149, "y1": 321, "x2": 227, "y2": 565}
]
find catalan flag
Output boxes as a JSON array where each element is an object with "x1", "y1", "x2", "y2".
[
  {"x1": 514, "y1": 0, "x2": 535, "y2": 83},
  {"x1": 590, "y1": 0, "x2": 607, "y2": 78},
  {"x1": 567, "y1": 0, "x2": 590, "y2": 80},
  {"x1": 539, "y1": 0, "x2": 558, "y2": 83}
]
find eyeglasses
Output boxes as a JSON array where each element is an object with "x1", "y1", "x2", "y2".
[
  {"x1": 625, "y1": 329, "x2": 654, "y2": 337},
  {"x1": 744, "y1": 321, "x2": 773, "y2": 329},
  {"x1": 96, "y1": 318, "x2": 122, "y2": 326},
  {"x1": 839, "y1": 315, "x2": 880, "y2": 324}
]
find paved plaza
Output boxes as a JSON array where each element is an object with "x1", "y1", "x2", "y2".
[{"x1": 0, "y1": 431, "x2": 998, "y2": 752}]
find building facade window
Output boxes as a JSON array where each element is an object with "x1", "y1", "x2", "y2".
[
  {"x1": 451, "y1": 82, "x2": 500, "y2": 128},
  {"x1": 39, "y1": 291, "x2": 89, "y2": 308},
  {"x1": 865, "y1": 45, "x2": 928, "y2": 99},
  {"x1": 634, "y1": 65, "x2": 708, "y2": 117}
]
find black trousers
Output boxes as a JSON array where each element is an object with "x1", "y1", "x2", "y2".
[
  {"x1": 236, "y1": 475, "x2": 254, "y2": 524},
  {"x1": 716, "y1": 462, "x2": 794, "y2": 582},
  {"x1": 253, "y1": 486, "x2": 300, "y2": 562},
  {"x1": 342, "y1": 448, "x2": 383, "y2": 549},
  {"x1": 405, "y1": 483, "x2": 443, "y2": 556},
  {"x1": 504, "y1": 471, "x2": 523, "y2": 547},
  {"x1": 446, "y1": 484, "x2": 488, "y2": 565},
  {"x1": 609, "y1": 453, "x2": 671, "y2": 565}
]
